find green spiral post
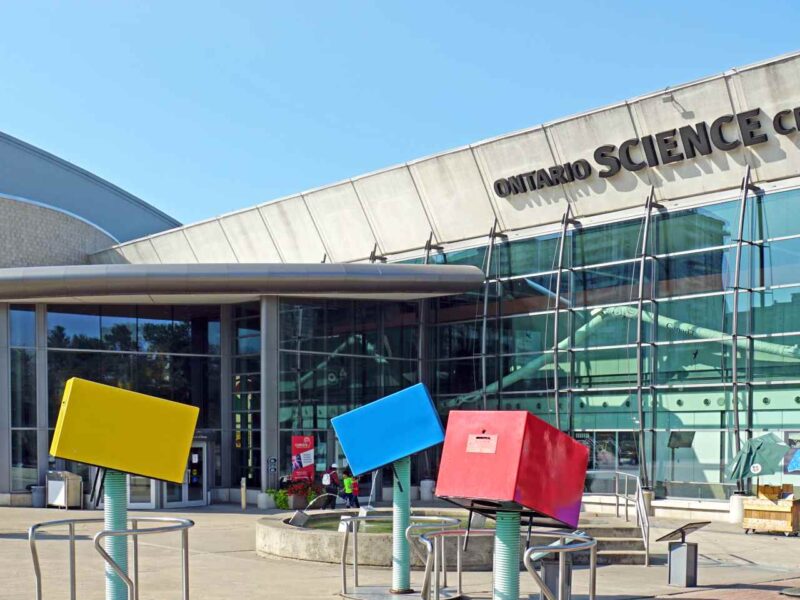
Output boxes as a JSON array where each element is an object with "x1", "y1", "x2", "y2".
[
  {"x1": 391, "y1": 456, "x2": 411, "y2": 593},
  {"x1": 103, "y1": 470, "x2": 128, "y2": 600},
  {"x1": 493, "y1": 511, "x2": 520, "y2": 600}
]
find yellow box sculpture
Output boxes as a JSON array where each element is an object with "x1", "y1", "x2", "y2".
[{"x1": 50, "y1": 378, "x2": 199, "y2": 483}]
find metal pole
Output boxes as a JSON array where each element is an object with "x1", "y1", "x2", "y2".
[
  {"x1": 181, "y1": 527, "x2": 190, "y2": 600},
  {"x1": 481, "y1": 221, "x2": 499, "y2": 411},
  {"x1": 493, "y1": 511, "x2": 521, "y2": 600},
  {"x1": 457, "y1": 534, "x2": 463, "y2": 596},
  {"x1": 552, "y1": 207, "x2": 572, "y2": 431},
  {"x1": 353, "y1": 519, "x2": 359, "y2": 588},
  {"x1": 340, "y1": 525, "x2": 349, "y2": 595},
  {"x1": 731, "y1": 166, "x2": 751, "y2": 493},
  {"x1": 391, "y1": 456, "x2": 412, "y2": 593},
  {"x1": 433, "y1": 536, "x2": 440, "y2": 600},
  {"x1": 69, "y1": 522, "x2": 77, "y2": 600},
  {"x1": 441, "y1": 534, "x2": 447, "y2": 588},
  {"x1": 103, "y1": 470, "x2": 128, "y2": 600},
  {"x1": 558, "y1": 536, "x2": 566, "y2": 600},
  {"x1": 589, "y1": 543, "x2": 597, "y2": 600},
  {"x1": 132, "y1": 520, "x2": 139, "y2": 600},
  {"x1": 636, "y1": 188, "x2": 655, "y2": 489}
]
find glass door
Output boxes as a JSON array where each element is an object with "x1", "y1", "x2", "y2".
[
  {"x1": 164, "y1": 441, "x2": 207, "y2": 507},
  {"x1": 128, "y1": 474, "x2": 156, "y2": 509}
]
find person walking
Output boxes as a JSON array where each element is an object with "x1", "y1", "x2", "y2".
[
  {"x1": 351, "y1": 475, "x2": 361, "y2": 509},
  {"x1": 321, "y1": 463, "x2": 340, "y2": 509},
  {"x1": 342, "y1": 470, "x2": 359, "y2": 508}
]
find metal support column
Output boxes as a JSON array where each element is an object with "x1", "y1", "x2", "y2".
[
  {"x1": 635, "y1": 187, "x2": 657, "y2": 490},
  {"x1": 481, "y1": 220, "x2": 505, "y2": 411},
  {"x1": 220, "y1": 304, "x2": 233, "y2": 490},
  {"x1": 552, "y1": 206, "x2": 575, "y2": 431},
  {"x1": 35, "y1": 304, "x2": 48, "y2": 486},
  {"x1": 731, "y1": 165, "x2": 760, "y2": 493},
  {"x1": 0, "y1": 304, "x2": 9, "y2": 494},
  {"x1": 260, "y1": 297, "x2": 280, "y2": 493}
]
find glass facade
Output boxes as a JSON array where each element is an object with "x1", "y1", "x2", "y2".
[
  {"x1": 45, "y1": 304, "x2": 222, "y2": 487},
  {"x1": 232, "y1": 303, "x2": 261, "y2": 488},
  {"x1": 278, "y1": 299, "x2": 419, "y2": 476},
  {"x1": 10, "y1": 305, "x2": 36, "y2": 491},
  {"x1": 4, "y1": 185, "x2": 800, "y2": 504},
  {"x1": 423, "y1": 186, "x2": 800, "y2": 500}
]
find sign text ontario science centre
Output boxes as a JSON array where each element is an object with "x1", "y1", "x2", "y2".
[{"x1": 493, "y1": 106, "x2": 800, "y2": 198}]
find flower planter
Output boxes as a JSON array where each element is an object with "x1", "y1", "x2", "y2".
[{"x1": 288, "y1": 494, "x2": 308, "y2": 510}]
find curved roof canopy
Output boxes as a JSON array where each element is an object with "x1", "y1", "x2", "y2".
[{"x1": 0, "y1": 263, "x2": 484, "y2": 303}]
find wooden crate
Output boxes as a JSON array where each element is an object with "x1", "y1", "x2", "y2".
[
  {"x1": 742, "y1": 497, "x2": 800, "y2": 534},
  {"x1": 757, "y1": 484, "x2": 793, "y2": 500}
]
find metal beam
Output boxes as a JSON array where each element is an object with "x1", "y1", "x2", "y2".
[
  {"x1": 35, "y1": 304, "x2": 48, "y2": 486},
  {"x1": 635, "y1": 187, "x2": 656, "y2": 490},
  {"x1": 552, "y1": 207, "x2": 575, "y2": 431},
  {"x1": 480, "y1": 220, "x2": 505, "y2": 411},
  {"x1": 260, "y1": 297, "x2": 280, "y2": 492},
  {"x1": 0, "y1": 304, "x2": 9, "y2": 494},
  {"x1": 731, "y1": 166, "x2": 759, "y2": 492},
  {"x1": 220, "y1": 304, "x2": 233, "y2": 490}
]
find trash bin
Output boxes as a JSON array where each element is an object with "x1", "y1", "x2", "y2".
[
  {"x1": 46, "y1": 471, "x2": 84, "y2": 508},
  {"x1": 541, "y1": 554, "x2": 572, "y2": 600},
  {"x1": 31, "y1": 486, "x2": 46, "y2": 508},
  {"x1": 420, "y1": 479, "x2": 435, "y2": 501}
]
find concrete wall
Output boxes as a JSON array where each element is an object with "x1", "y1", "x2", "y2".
[
  {"x1": 0, "y1": 131, "x2": 179, "y2": 242},
  {"x1": 93, "y1": 51, "x2": 800, "y2": 265},
  {"x1": 0, "y1": 196, "x2": 116, "y2": 267}
]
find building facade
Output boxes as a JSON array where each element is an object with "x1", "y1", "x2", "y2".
[{"x1": 2, "y1": 52, "x2": 800, "y2": 508}]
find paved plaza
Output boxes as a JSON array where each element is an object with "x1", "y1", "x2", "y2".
[{"x1": 2, "y1": 505, "x2": 799, "y2": 599}]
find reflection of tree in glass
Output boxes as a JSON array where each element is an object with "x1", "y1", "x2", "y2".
[
  {"x1": 103, "y1": 324, "x2": 137, "y2": 352},
  {"x1": 47, "y1": 325, "x2": 104, "y2": 350},
  {"x1": 140, "y1": 322, "x2": 191, "y2": 353}
]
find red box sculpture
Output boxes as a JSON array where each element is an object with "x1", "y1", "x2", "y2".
[{"x1": 436, "y1": 410, "x2": 589, "y2": 528}]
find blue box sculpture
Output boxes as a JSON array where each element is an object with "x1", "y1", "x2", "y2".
[{"x1": 331, "y1": 383, "x2": 444, "y2": 475}]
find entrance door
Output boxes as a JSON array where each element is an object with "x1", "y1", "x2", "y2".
[
  {"x1": 128, "y1": 474, "x2": 156, "y2": 509},
  {"x1": 164, "y1": 441, "x2": 207, "y2": 508}
]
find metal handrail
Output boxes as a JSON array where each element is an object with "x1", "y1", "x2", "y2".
[
  {"x1": 29, "y1": 516, "x2": 194, "y2": 600},
  {"x1": 338, "y1": 513, "x2": 460, "y2": 596},
  {"x1": 586, "y1": 469, "x2": 650, "y2": 566},
  {"x1": 418, "y1": 528, "x2": 597, "y2": 600}
]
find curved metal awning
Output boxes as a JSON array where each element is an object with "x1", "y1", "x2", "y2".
[{"x1": 0, "y1": 263, "x2": 484, "y2": 303}]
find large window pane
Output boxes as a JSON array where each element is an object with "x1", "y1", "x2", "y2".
[
  {"x1": 47, "y1": 305, "x2": 101, "y2": 349},
  {"x1": 11, "y1": 430, "x2": 37, "y2": 491},
  {"x1": 572, "y1": 261, "x2": 648, "y2": 308},
  {"x1": 655, "y1": 340, "x2": 732, "y2": 384},
  {"x1": 47, "y1": 351, "x2": 103, "y2": 425},
  {"x1": 656, "y1": 295, "x2": 732, "y2": 342},
  {"x1": 492, "y1": 234, "x2": 561, "y2": 279},
  {"x1": 747, "y1": 287, "x2": 800, "y2": 335},
  {"x1": 280, "y1": 300, "x2": 325, "y2": 353},
  {"x1": 137, "y1": 306, "x2": 173, "y2": 353},
  {"x1": 746, "y1": 187, "x2": 800, "y2": 241},
  {"x1": 571, "y1": 219, "x2": 642, "y2": 267},
  {"x1": 651, "y1": 200, "x2": 738, "y2": 255},
  {"x1": 572, "y1": 347, "x2": 643, "y2": 387},
  {"x1": 10, "y1": 305, "x2": 35, "y2": 347},
  {"x1": 657, "y1": 248, "x2": 741, "y2": 298},
  {"x1": 10, "y1": 349, "x2": 36, "y2": 427},
  {"x1": 100, "y1": 306, "x2": 137, "y2": 351}
]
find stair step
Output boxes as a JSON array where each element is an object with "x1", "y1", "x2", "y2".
[
  {"x1": 570, "y1": 550, "x2": 648, "y2": 566},
  {"x1": 593, "y1": 537, "x2": 646, "y2": 551}
]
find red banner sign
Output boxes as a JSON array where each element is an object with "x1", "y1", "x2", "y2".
[{"x1": 290, "y1": 435, "x2": 315, "y2": 482}]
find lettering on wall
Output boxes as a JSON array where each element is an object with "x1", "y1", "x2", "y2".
[{"x1": 493, "y1": 106, "x2": 800, "y2": 198}]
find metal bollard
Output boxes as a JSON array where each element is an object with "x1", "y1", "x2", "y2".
[{"x1": 241, "y1": 478, "x2": 247, "y2": 511}]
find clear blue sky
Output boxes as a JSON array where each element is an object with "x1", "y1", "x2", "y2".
[{"x1": 0, "y1": 1, "x2": 797, "y2": 225}]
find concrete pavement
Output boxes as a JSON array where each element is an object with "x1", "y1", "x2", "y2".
[{"x1": 1, "y1": 505, "x2": 799, "y2": 599}]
